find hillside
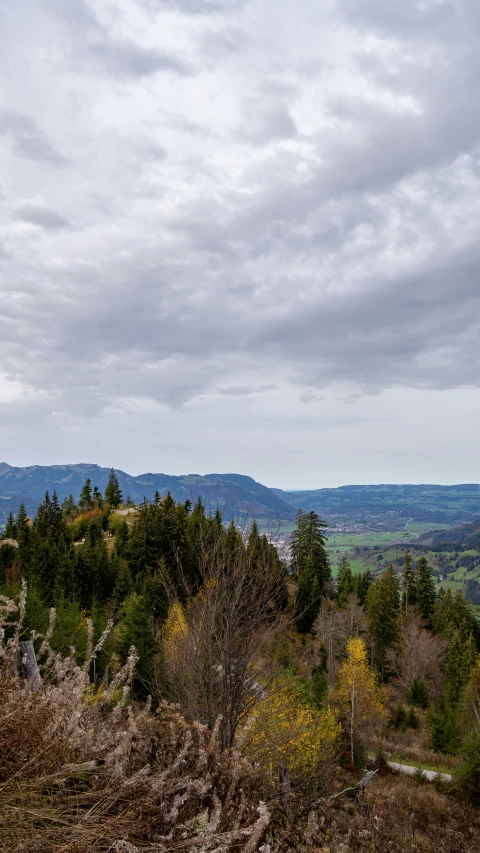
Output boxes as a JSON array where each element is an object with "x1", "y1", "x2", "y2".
[
  {"x1": 274, "y1": 483, "x2": 480, "y2": 525},
  {"x1": 419, "y1": 519, "x2": 480, "y2": 551},
  {"x1": 0, "y1": 463, "x2": 294, "y2": 528}
]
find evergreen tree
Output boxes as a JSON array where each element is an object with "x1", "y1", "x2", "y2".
[
  {"x1": 79, "y1": 478, "x2": 93, "y2": 510},
  {"x1": 93, "y1": 485, "x2": 104, "y2": 508},
  {"x1": 407, "y1": 677, "x2": 429, "y2": 709},
  {"x1": 336, "y1": 557, "x2": 354, "y2": 608},
  {"x1": 433, "y1": 588, "x2": 480, "y2": 646},
  {"x1": 61, "y1": 494, "x2": 77, "y2": 519},
  {"x1": 3, "y1": 512, "x2": 17, "y2": 540},
  {"x1": 292, "y1": 509, "x2": 330, "y2": 633},
  {"x1": 445, "y1": 625, "x2": 478, "y2": 707},
  {"x1": 353, "y1": 569, "x2": 373, "y2": 605},
  {"x1": 402, "y1": 550, "x2": 416, "y2": 608},
  {"x1": 295, "y1": 556, "x2": 323, "y2": 633},
  {"x1": 366, "y1": 564, "x2": 400, "y2": 675},
  {"x1": 415, "y1": 556, "x2": 436, "y2": 623},
  {"x1": 15, "y1": 501, "x2": 31, "y2": 574},
  {"x1": 114, "y1": 518, "x2": 129, "y2": 558},
  {"x1": 31, "y1": 491, "x2": 73, "y2": 602},
  {"x1": 105, "y1": 468, "x2": 122, "y2": 508}
]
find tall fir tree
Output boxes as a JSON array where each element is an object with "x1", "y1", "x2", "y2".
[
  {"x1": 336, "y1": 557, "x2": 354, "y2": 608},
  {"x1": 79, "y1": 478, "x2": 93, "y2": 510},
  {"x1": 291, "y1": 510, "x2": 329, "y2": 581},
  {"x1": 105, "y1": 468, "x2": 123, "y2": 509},
  {"x1": 366, "y1": 564, "x2": 400, "y2": 676},
  {"x1": 415, "y1": 556, "x2": 436, "y2": 623},
  {"x1": 291, "y1": 509, "x2": 330, "y2": 633},
  {"x1": 3, "y1": 512, "x2": 17, "y2": 540},
  {"x1": 402, "y1": 550, "x2": 416, "y2": 609}
]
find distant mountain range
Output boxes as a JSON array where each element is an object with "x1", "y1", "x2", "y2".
[
  {"x1": 0, "y1": 463, "x2": 295, "y2": 527},
  {"x1": 1, "y1": 464, "x2": 479, "y2": 530},
  {"x1": 274, "y1": 483, "x2": 480, "y2": 524}
]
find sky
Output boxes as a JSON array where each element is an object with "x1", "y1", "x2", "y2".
[{"x1": 0, "y1": 0, "x2": 479, "y2": 489}]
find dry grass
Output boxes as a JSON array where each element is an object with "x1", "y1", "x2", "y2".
[{"x1": 1, "y1": 586, "x2": 479, "y2": 853}]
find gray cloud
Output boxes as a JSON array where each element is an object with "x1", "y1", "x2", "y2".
[
  {"x1": 49, "y1": 0, "x2": 192, "y2": 78},
  {"x1": 0, "y1": 111, "x2": 67, "y2": 165},
  {"x1": 89, "y1": 38, "x2": 192, "y2": 78},
  {"x1": 0, "y1": 0, "x2": 479, "y2": 462},
  {"x1": 238, "y1": 104, "x2": 297, "y2": 145},
  {"x1": 14, "y1": 202, "x2": 70, "y2": 230},
  {"x1": 144, "y1": 0, "x2": 247, "y2": 14}
]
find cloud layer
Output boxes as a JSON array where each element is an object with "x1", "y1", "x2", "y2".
[{"x1": 0, "y1": 0, "x2": 479, "y2": 483}]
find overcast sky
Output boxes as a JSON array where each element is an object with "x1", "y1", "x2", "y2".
[{"x1": 1, "y1": 0, "x2": 479, "y2": 489}]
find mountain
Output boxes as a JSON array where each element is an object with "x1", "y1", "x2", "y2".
[
  {"x1": 0, "y1": 463, "x2": 295, "y2": 528},
  {"x1": 273, "y1": 483, "x2": 480, "y2": 525},
  {"x1": 419, "y1": 519, "x2": 480, "y2": 551}
]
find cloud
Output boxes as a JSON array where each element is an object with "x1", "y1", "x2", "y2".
[
  {"x1": 14, "y1": 201, "x2": 70, "y2": 230},
  {"x1": 238, "y1": 104, "x2": 297, "y2": 145},
  {"x1": 144, "y1": 0, "x2": 247, "y2": 15},
  {"x1": 48, "y1": 0, "x2": 192, "y2": 78},
  {"x1": 0, "y1": 111, "x2": 67, "y2": 165},
  {"x1": 0, "y1": 0, "x2": 480, "y2": 484},
  {"x1": 89, "y1": 38, "x2": 193, "y2": 78}
]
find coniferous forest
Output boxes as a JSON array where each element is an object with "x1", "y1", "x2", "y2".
[{"x1": 1, "y1": 471, "x2": 480, "y2": 852}]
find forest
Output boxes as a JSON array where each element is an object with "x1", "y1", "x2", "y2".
[{"x1": 1, "y1": 470, "x2": 480, "y2": 852}]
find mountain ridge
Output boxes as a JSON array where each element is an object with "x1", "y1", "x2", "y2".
[
  {"x1": 0, "y1": 462, "x2": 295, "y2": 527},
  {"x1": 274, "y1": 483, "x2": 480, "y2": 524}
]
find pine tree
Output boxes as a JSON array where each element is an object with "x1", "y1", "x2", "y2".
[
  {"x1": 292, "y1": 509, "x2": 330, "y2": 633},
  {"x1": 402, "y1": 550, "x2": 416, "y2": 608},
  {"x1": 415, "y1": 556, "x2": 436, "y2": 623},
  {"x1": 79, "y1": 478, "x2": 93, "y2": 510},
  {"x1": 105, "y1": 468, "x2": 122, "y2": 508},
  {"x1": 336, "y1": 557, "x2": 354, "y2": 608}
]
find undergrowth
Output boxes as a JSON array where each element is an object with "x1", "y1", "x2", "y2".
[{"x1": 1, "y1": 584, "x2": 480, "y2": 853}]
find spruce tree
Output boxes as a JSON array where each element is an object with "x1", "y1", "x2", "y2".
[
  {"x1": 3, "y1": 511, "x2": 17, "y2": 540},
  {"x1": 291, "y1": 509, "x2": 330, "y2": 633},
  {"x1": 15, "y1": 501, "x2": 31, "y2": 575},
  {"x1": 79, "y1": 478, "x2": 93, "y2": 510},
  {"x1": 105, "y1": 468, "x2": 123, "y2": 509},
  {"x1": 336, "y1": 557, "x2": 354, "y2": 608},
  {"x1": 366, "y1": 564, "x2": 400, "y2": 675},
  {"x1": 61, "y1": 494, "x2": 77, "y2": 519},
  {"x1": 354, "y1": 569, "x2": 373, "y2": 605},
  {"x1": 402, "y1": 550, "x2": 416, "y2": 608},
  {"x1": 415, "y1": 556, "x2": 436, "y2": 623},
  {"x1": 93, "y1": 485, "x2": 103, "y2": 508}
]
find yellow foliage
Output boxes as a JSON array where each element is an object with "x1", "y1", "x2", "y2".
[
  {"x1": 242, "y1": 677, "x2": 341, "y2": 779},
  {"x1": 163, "y1": 601, "x2": 188, "y2": 659},
  {"x1": 332, "y1": 637, "x2": 386, "y2": 761}
]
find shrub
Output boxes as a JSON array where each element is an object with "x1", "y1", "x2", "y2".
[
  {"x1": 428, "y1": 703, "x2": 459, "y2": 754},
  {"x1": 242, "y1": 675, "x2": 340, "y2": 783}
]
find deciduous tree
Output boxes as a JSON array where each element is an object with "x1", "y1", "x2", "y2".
[{"x1": 332, "y1": 637, "x2": 386, "y2": 765}]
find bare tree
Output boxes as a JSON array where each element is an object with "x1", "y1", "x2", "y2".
[
  {"x1": 314, "y1": 594, "x2": 367, "y2": 688},
  {"x1": 391, "y1": 609, "x2": 446, "y2": 701},
  {"x1": 161, "y1": 522, "x2": 291, "y2": 749}
]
